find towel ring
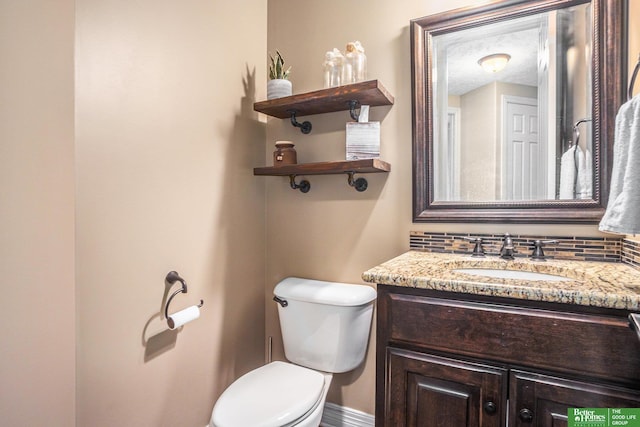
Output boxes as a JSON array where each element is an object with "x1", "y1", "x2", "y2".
[
  {"x1": 572, "y1": 118, "x2": 592, "y2": 150},
  {"x1": 628, "y1": 53, "x2": 640, "y2": 101},
  {"x1": 164, "y1": 271, "x2": 204, "y2": 320}
]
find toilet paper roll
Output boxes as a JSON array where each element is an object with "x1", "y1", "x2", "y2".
[{"x1": 167, "y1": 305, "x2": 200, "y2": 330}]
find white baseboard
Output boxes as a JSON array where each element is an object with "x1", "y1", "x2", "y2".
[{"x1": 320, "y1": 402, "x2": 375, "y2": 427}]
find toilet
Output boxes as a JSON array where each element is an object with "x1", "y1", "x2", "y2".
[{"x1": 210, "y1": 277, "x2": 377, "y2": 427}]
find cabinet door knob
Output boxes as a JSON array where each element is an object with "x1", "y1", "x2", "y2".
[
  {"x1": 519, "y1": 408, "x2": 534, "y2": 422},
  {"x1": 483, "y1": 401, "x2": 497, "y2": 414}
]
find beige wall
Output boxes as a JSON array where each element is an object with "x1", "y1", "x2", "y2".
[
  {"x1": 266, "y1": 0, "x2": 640, "y2": 416},
  {"x1": 461, "y1": 83, "x2": 498, "y2": 200},
  {"x1": 0, "y1": 1, "x2": 76, "y2": 426},
  {"x1": 75, "y1": 0, "x2": 267, "y2": 425}
]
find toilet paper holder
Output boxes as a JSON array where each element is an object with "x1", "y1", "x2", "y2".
[{"x1": 165, "y1": 271, "x2": 204, "y2": 321}]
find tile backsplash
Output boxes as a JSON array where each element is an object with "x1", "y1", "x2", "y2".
[
  {"x1": 622, "y1": 239, "x2": 640, "y2": 270},
  {"x1": 409, "y1": 231, "x2": 637, "y2": 267}
]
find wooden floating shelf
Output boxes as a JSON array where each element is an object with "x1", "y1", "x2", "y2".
[
  {"x1": 253, "y1": 158, "x2": 391, "y2": 176},
  {"x1": 254, "y1": 80, "x2": 394, "y2": 119},
  {"x1": 252, "y1": 81, "x2": 394, "y2": 191}
]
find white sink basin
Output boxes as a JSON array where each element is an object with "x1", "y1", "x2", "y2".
[{"x1": 453, "y1": 268, "x2": 568, "y2": 282}]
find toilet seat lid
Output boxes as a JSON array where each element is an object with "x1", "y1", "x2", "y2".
[{"x1": 212, "y1": 361, "x2": 325, "y2": 427}]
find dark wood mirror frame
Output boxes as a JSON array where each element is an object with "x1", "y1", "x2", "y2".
[{"x1": 411, "y1": 0, "x2": 627, "y2": 223}]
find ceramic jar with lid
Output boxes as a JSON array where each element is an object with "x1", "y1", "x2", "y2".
[{"x1": 273, "y1": 141, "x2": 297, "y2": 166}]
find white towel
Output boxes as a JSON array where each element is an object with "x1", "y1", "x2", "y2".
[
  {"x1": 599, "y1": 94, "x2": 640, "y2": 234},
  {"x1": 559, "y1": 145, "x2": 577, "y2": 199},
  {"x1": 576, "y1": 146, "x2": 592, "y2": 199}
]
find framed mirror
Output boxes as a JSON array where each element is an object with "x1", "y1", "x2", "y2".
[{"x1": 411, "y1": 0, "x2": 627, "y2": 223}]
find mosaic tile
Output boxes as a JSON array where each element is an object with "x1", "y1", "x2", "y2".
[{"x1": 409, "y1": 231, "x2": 624, "y2": 263}]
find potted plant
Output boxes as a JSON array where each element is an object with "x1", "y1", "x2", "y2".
[{"x1": 267, "y1": 50, "x2": 292, "y2": 100}]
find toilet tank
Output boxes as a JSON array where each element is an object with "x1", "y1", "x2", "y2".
[{"x1": 273, "y1": 277, "x2": 376, "y2": 373}]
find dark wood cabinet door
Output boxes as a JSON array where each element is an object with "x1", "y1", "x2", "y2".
[
  {"x1": 509, "y1": 370, "x2": 640, "y2": 427},
  {"x1": 385, "y1": 347, "x2": 507, "y2": 427}
]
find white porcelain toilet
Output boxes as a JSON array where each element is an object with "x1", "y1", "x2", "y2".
[{"x1": 210, "y1": 277, "x2": 377, "y2": 427}]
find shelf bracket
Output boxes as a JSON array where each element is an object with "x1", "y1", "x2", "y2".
[
  {"x1": 287, "y1": 110, "x2": 312, "y2": 134},
  {"x1": 346, "y1": 172, "x2": 368, "y2": 192},
  {"x1": 289, "y1": 175, "x2": 311, "y2": 193},
  {"x1": 348, "y1": 100, "x2": 361, "y2": 121}
]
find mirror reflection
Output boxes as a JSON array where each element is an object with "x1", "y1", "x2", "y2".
[{"x1": 432, "y1": 3, "x2": 593, "y2": 202}]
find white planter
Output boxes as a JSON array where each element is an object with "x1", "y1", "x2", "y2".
[{"x1": 267, "y1": 79, "x2": 292, "y2": 100}]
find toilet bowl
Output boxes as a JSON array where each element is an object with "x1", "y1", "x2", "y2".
[
  {"x1": 210, "y1": 277, "x2": 376, "y2": 427},
  {"x1": 210, "y1": 361, "x2": 332, "y2": 427}
]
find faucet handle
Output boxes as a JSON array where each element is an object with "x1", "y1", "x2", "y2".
[
  {"x1": 529, "y1": 239, "x2": 558, "y2": 261},
  {"x1": 462, "y1": 236, "x2": 486, "y2": 257},
  {"x1": 502, "y1": 233, "x2": 517, "y2": 250}
]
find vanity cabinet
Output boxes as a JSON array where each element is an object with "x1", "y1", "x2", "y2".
[
  {"x1": 376, "y1": 285, "x2": 640, "y2": 427},
  {"x1": 510, "y1": 370, "x2": 640, "y2": 427},
  {"x1": 387, "y1": 347, "x2": 507, "y2": 426}
]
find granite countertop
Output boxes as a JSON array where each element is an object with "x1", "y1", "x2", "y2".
[{"x1": 362, "y1": 251, "x2": 640, "y2": 310}]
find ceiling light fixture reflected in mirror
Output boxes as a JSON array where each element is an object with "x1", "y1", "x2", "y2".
[{"x1": 478, "y1": 53, "x2": 511, "y2": 73}]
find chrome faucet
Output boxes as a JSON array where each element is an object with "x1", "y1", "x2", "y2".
[{"x1": 500, "y1": 233, "x2": 516, "y2": 260}]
